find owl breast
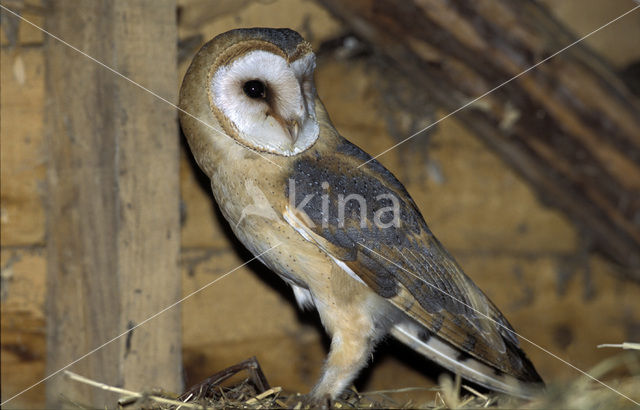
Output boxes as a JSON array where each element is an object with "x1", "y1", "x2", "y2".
[{"x1": 207, "y1": 152, "x2": 326, "y2": 289}]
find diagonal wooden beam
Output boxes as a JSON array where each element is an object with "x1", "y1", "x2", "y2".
[{"x1": 318, "y1": 0, "x2": 640, "y2": 280}]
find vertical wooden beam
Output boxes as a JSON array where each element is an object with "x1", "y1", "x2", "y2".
[{"x1": 44, "y1": 1, "x2": 181, "y2": 407}]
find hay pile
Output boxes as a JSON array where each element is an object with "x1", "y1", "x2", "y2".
[{"x1": 65, "y1": 345, "x2": 639, "y2": 409}]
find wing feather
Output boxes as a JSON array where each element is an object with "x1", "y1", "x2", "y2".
[{"x1": 283, "y1": 139, "x2": 542, "y2": 383}]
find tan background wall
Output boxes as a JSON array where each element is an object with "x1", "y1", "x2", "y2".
[{"x1": 2, "y1": 1, "x2": 639, "y2": 408}]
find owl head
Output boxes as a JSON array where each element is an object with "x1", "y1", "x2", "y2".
[{"x1": 179, "y1": 28, "x2": 320, "y2": 170}]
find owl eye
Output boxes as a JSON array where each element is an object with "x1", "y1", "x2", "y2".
[{"x1": 243, "y1": 80, "x2": 266, "y2": 99}]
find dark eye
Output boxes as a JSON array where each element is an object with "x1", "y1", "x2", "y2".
[{"x1": 243, "y1": 80, "x2": 266, "y2": 99}]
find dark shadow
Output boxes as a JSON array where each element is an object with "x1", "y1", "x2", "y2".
[
  {"x1": 179, "y1": 127, "x2": 211, "y2": 195},
  {"x1": 356, "y1": 336, "x2": 494, "y2": 397}
]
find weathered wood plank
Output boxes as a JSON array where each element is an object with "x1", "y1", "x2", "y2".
[
  {"x1": 44, "y1": 1, "x2": 181, "y2": 407},
  {"x1": 318, "y1": 0, "x2": 640, "y2": 279},
  {"x1": 0, "y1": 46, "x2": 46, "y2": 246}
]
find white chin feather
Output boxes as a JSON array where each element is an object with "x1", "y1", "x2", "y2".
[{"x1": 210, "y1": 50, "x2": 319, "y2": 156}]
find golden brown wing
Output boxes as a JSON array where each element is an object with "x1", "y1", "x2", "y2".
[{"x1": 283, "y1": 137, "x2": 542, "y2": 383}]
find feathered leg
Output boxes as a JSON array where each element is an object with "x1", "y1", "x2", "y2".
[{"x1": 310, "y1": 304, "x2": 376, "y2": 399}]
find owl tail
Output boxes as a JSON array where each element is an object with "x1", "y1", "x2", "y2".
[{"x1": 390, "y1": 322, "x2": 544, "y2": 399}]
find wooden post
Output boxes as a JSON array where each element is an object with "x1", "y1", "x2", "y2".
[
  {"x1": 44, "y1": 1, "x2": 181, "y2": 407},
  {"x1": 319, "y1": 0, "x2": 640, "y2": 279}
]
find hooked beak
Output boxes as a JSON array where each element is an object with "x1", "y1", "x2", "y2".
[{"x1": 286, "y1": 120, "x2": 300, "y2": 144}]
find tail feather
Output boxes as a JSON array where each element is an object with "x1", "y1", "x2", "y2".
[{"x1": 391, "y1": 322, "x2": 544, "y2": 399}]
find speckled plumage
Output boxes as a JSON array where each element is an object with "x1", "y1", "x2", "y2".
[{"x1": 179, "y1": 27, "x2": 543, "y2": 400}]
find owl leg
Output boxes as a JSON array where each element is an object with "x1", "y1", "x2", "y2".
[
  {"x1": 310, "y1": 301, "x2": 381, "y2": 399},
  {"x1": 310, "y1": 325, "x2": 373, "y2": 399}
]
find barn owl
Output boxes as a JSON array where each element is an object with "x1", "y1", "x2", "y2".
[{"x1": 179, "y1": 28, "x2": 543, "y2": 400}]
